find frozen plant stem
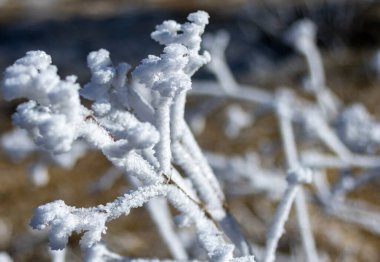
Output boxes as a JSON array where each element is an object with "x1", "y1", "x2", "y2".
[
  {"x1": 279, "y1": 99, "x2": 317, "y2": 262},
  {"x1": 0, "y1": 10, "x2": 255, "y2": 262},
  {"x1": 264, "y1": 183, "x2": 299, "y2": 262},
  {"x1": 301, "y1": 150, "x2": 380, "y2": 169},
  {"x1": 31, "y1": 184, "x2": 235, "y2": 261},
  {"x1": 287, "y1": 19, "x2": 340, "y2": 117},
  {"x1": 147, "y1": 198, "x2": 188, "y2": 260},
  {"x1": 294, "y1": 189, "x2": 318, "y2": 262},
  {"x1": 171, "y1": 92, "x2": 187, "y2": 140},
  {"x1": 171, "y1": 93, "x2": 252, "y2": 255},
  {"x1": 183, "y1": 125, "x2": 225, "y2": 202},
  {"x1": 172, "y1": 122, "x2": 253, "y2": 255},
  {"x1": 129, "y1": 177, "x2": 188, "y2": 260},
  {"x1": 303, "y1": 109, "x2": 352, "y2": 162},
  {"x1": 171, "y1": 91, "x2": 224, "y2": 206},
  {"x1": 204, "y1": 31, "x2": 238, "y2": 94},
  {"x1": 148, "y1": 20, "x2": 254, "y2": 255},
  {"x1": 7, "y1": 10, "x2": 377, "y2": 261},
  {"x1": 191, "y1": 81, "x2": 274, "y2": 110},
  {"x1": 155, "y1": 95, "x2": 172, "y2": 174},
  {"x1": 264, "y1": 92, "x2": 317, "y2": 262}
]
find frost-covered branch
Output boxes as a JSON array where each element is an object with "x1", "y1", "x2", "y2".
[
  {"x1": 264, "y1": 91, "x2": 317, "y2": 262},
  {"x1": 31, "y1": 184, "x2": 235, "y2": 261},
  {"x1": 3, "y1": 9, "x2": 380, "y2": 262},
  {"x1": 285, "y1": 19, "x2": 341, "y2": 117},
  {"x1": 206, "y1": 151, "x2": 286, "y2": 198}
]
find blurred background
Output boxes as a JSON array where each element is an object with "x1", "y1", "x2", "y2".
[{"x1": 0, "y1": 0, "x2": 380, "y2": 261}]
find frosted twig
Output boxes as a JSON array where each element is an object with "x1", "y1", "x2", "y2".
[
  {"x1": 154, "y1": 95, "x2": 172, "y2": 174},
  {"x1": 294, "y1": 189, "x2": 318, "y2": 262},
  {"x1": 206, "y1": 151, "x2": 286, "y2": 198},
  {"x1": 151, "y1": 26, "x2": 255, "y2": 254},
  {"x1": 133, "y1": 15, "x2": 252, "y2": 256},
  {"x1": 133, "y1": 44, "x2": 191, "y2": 174},
  {"x1": 5, "y1": 11, "x2": 380, "y2": 262},
  {"x1": 203, "y1": 31, "x2": 238, "y2": 94},
  {"x1": 302, "y1": 108, "x2": 352, "y2": 162},
  {"x1": 129, "y1": 177, "x2": 188, "y2": 260},
  {"x1": 151, "y1": 11, "x2": 228, "y2": 212},
  {"x1": 182, "y1": 125, "x2": 225, "y2": 203},
  {"x1": 264, "y1": 183, "x2": 300, "y2": 262},
  {"x1": 147, "y1": 198, "x2": 189, "y2": 260},
  {"x1": 180, "y1": 125, "x2": 253, "y2": 257},
  {"x1": 301, "y1": 150, "x2": 380, "y2": 169},
  {"x1": 286, "y1": 19, "x2": 341, "y2": 117},
  {"x1": 92, "y1": 168, "x2": 196, "y2": 260},
  {"x1": 191, "y1": 81, "x2": 274, "y2": 106},
  {"x1": 30, "y1": 184, "x2": 234, "y2": 261},
  {"x1": 264, "y1": 90, "x2": 317, "y2": 262}
]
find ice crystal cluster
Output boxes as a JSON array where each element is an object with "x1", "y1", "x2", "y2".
[{"x1": 2, "y1": 10, "x2": 380, "y2": 262}]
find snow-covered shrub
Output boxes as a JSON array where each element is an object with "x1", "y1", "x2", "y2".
[
  {"x1": 1, "y1": 11, "x2": 254, "y2": 262},
  {"x1": 2, "y1": 9, "x2": 380, "y2": 262}
]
